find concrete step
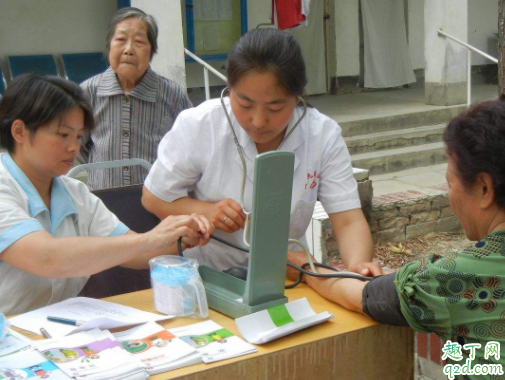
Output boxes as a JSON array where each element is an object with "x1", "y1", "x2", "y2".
[
  {"x1": 339, "y1": 106, "x2": 465, "y2": 138},
  {"x1": 351, "y1": 142, "x2": 447, "y2": 175},
  {"x1": 345, "y1": 124, "x2": 446, "y2": 155}
]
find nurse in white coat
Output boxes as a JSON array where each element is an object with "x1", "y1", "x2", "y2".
[
  {"x1": 142, "y1": 29, "x2": 380, "y2": 278},
  {"x1": 0, "y1": 74, "x2": 212, "y2": 315}
]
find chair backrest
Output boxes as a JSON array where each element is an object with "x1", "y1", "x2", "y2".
[
  {"x1": 70, "y1": 159, "x2": 158, "y2": 299},
  {"x1": 9, "y1": 55, "x2": 58, "y2": 78},
  {"x1": 0, "y1": 66, "x2": 6, "y2": 96},
  {"x1": 78, "y1": 184, "x2": 160, "y2": 299},
  {"x1": 93, "y1": 185, "x2": 159, "y2": 233},
  {"x1": 62, "y1": 53, "x2": 107, "y2": 84}
]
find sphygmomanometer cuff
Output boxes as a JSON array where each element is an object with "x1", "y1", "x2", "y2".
[{"x1": 362, "y1": 272, "x2": 409, "y2": 326}]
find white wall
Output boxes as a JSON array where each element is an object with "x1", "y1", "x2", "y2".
[
  {"x1": 332, "y1": 0, "x2": 497, "y2": 79},
  {"x1": 132, "y1": 0, "x2": 187, "y2": 88},
  {"x1": 333, "y1": 0, "x2": 424, "y2": 77},
  {"x1": 0, "y1": 0, "x2": 497, "y2": 93},
  {"x1": 247, "y1": 0, "x2": 271, "y2": 29},
  {"x1": 408, "y1": 0, "x2": 497, "y2": 70},
  {"x1": 425, "y1": 0, "x2": 468, "y2": 84},
  {"x1": 408, "y1": 0, "x2": 425, "y2": 70},
  {"x1": 0, "y1": 0, "x2": 116, "y2": 79},
  {"x1": 468, "y1": 0, "x2": 499, "y2": 66},
  {"x1": 335, "y1": 0, "x2": 360, "y2": 77}
]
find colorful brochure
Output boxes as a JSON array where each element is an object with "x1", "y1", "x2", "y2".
[
  {"x1": 235, "y1": 297, "x2": 333, "y2": 344},
  {"x1": 113, "y1": 322, "x2": 200, "y2": 375},
  {"x1": 0, "y1": 350, "x2": 71, "y2": 379},
  {"x1": 33, "y1": 329, "x2": 147, "y2": 380},
  {"x1": 168, "y1": 320, "x2": 257, "y2": 363}
]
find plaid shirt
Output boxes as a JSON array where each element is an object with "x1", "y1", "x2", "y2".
[{"x1": 80, "y1": 66, "x2": 192, "y2": 190}]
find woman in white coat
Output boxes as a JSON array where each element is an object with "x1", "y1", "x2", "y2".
[{"x1": 142, "y1": 29, "x2": 380, "y2": 278}]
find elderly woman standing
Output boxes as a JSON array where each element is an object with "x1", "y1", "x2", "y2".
[
  {"x1": 80, "y1": 7, "x2": 192, "y2": 190},
  {"x1": 288, "y1": 98, "x2": 505, "y2": 376}
]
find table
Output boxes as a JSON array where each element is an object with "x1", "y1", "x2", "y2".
[
  {"x1": 11, "y1": 284, "x2": 413, "y2": 379},
  {"x1": 101, "y1": 284, "x2": 414, "y2": 380}
]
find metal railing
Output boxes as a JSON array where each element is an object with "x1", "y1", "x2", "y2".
[
  {"x1": 184, "y1": 48, "x2": 227, "y2": 100},
  {"x1": 437, "y1": 29, "x2": 498, "y2": 107}
]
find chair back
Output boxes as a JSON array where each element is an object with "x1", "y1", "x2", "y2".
[
  {"x1": 93, "y1": 185, "x2": 159, "y2": 233},
  {"x1": 72, "y1": 159, "x2": 159, "y2": 299},
  {"x1": 9, "y1": 55, "x2": 58, "y2": 78},
  {"x1": 0, "y1": 66, "x2": 6, "y2": 95},
  {"x1": 62, "y1": 53, "x2": 107, "y2": 84},
  {"x1": 78, "y1": 184, "x2": 160, "y2": 298}
]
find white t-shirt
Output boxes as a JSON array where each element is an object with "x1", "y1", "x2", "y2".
[
  {"x1": 145, "y1": 98, "x2": 360, "y2": 271},
  {"x1": 0, "y1": 154, "x2": 129, "y2": 315}
]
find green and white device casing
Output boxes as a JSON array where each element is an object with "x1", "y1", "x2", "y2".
[{"x1": 199, "y1": 151, "x2": 295, "y2": 318}]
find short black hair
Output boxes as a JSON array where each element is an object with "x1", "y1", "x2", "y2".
[
  {"x1": 443, "y1": 96, "x2": 505, "y2": 209},
  {"x1": 227, "y1": 29, "x2": 307, "y2": 97},
  {"x1": 0, "y1": 74, "x2": 95, "y2": 153}
]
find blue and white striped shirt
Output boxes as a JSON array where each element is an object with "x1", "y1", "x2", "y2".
[{"x1": 80, "y1": 66, "x2": 192, "y2": 190}]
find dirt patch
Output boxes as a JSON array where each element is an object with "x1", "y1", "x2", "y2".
[
  {"x1": 373, "y1": 232, "x2": 472, "y2": 270},
  {"x1": 328, "y1": 232, "x2": 473, "y2": 271}
]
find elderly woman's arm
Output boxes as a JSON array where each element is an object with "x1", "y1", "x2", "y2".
[
  {"x1": 287, "y1": 250, "x2": 410, "y2": 326},
  {"x1": 287, "y1": 250, "x2": 366, "y2": 313},
  {"x1": 0, "y1": 215, "x2": 212, "y2": 277}
]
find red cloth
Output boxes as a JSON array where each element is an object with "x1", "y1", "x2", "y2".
[{"x1": 272, "y1": 0, "x2": 306, "y2": 30}]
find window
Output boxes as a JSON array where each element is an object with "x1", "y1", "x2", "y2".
[{"x1": 182, "y1": 0, "x2": 247, "y2": 62}]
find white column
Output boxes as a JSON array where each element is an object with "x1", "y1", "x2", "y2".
[
  {"x1": 424, "y1": 0, "x2": 468, "y2": 105},
  {"x1": 335, "y1": 0, "x2": 360, "y2": 78},
  {"x1": 131, "y1": 0, "x2": 187, "y2": 89}
]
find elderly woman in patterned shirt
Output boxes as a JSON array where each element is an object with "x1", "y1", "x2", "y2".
[
  {"x1": 80, "y1": 7, "x2": 192, "y2": 190},
  {"x1": 288, "y1": 98, "x2": 505, "y2": 376}
]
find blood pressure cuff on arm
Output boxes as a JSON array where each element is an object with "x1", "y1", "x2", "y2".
[{"x1": 362, "y1": 273, "x2": 409, "y2": 326}]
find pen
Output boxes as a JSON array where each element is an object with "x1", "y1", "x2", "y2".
[
  {"x1": 40, "y1": 328, "x2": 52, "y2": 339},
  {"x1": 47, "y1": 316, "x2": 85, "y2": 326}
]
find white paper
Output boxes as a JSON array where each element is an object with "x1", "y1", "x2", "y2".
[
  {"x1": 0, "y1": 350, "x2": 72, "y2": 379},
  {"x1": 10, "y1": 297, "x2": 172, "y2": 338},
  {"x1": 0, "y1": 329, "x2": 33, "y2": 357},
  {"x1": 235, "y1": 298, "x2": 333, "y2": 344},
  {"x1": 145, "y1": 352, "x2": 201, "y2": 375},
  {"x1": 75, "y1": 362, "x2": 148, "y2": 380},
  {"x1": 113, "y1": 322, "x2": 199, "y2": 374},
  {"x1": 168, "y1": 320, "x2": 256, "y2": 363}
]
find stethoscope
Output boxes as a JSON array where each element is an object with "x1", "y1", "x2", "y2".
[{"x1": 177, "y1": 89, "x2": 373, "y2": 286}]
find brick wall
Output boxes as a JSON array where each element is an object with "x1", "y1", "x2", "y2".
[
  {"x1": 370, "y1": 190, "x2": 462, "y2": 244},
  {"x1": 321, "y1": 190, "x2": 461, "y2": 258},
  {"x1": 417, "y1": 332, "x2": 446, "y2": 379},
  {"x1": 312, "y1": 170, "x2": 461, "y2": 259}
]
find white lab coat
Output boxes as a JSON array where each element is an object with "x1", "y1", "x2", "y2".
[
  {"x1": 0, "y1": 154, "x2": 128, "y2": 315},
  {"x1": 145, "y1": 98, "x2": 360, "y2": 271}
]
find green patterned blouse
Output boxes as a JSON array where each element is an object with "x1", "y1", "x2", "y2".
[{"x1": 395, "y1": 229, "x2": 505, "y2": 380}]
